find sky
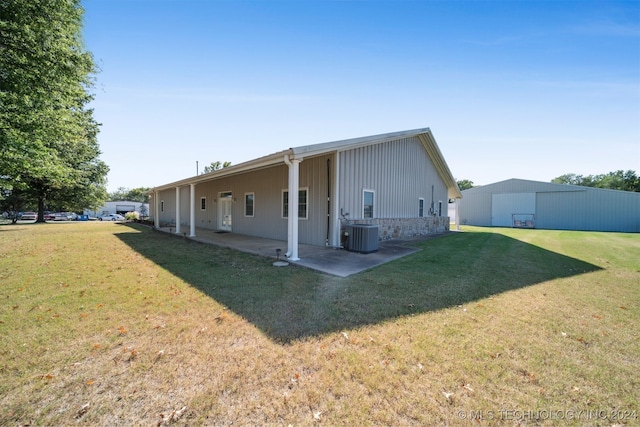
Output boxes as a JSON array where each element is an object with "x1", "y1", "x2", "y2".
[{"x1": 81, "y1": 0, "x2": 640, "y2": 192}]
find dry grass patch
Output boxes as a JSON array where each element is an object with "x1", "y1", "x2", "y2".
[{"x1": 0, "y1": 222, "x2": 638, "y2": 425}]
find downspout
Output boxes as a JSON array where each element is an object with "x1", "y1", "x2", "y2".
[{"x1": 283, "y1": 154, "x2": 301, "y2": 261}]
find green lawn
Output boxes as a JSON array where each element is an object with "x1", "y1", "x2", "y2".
[{"x1": 1, "y1": 222, "x2": 638, "y2": 425}]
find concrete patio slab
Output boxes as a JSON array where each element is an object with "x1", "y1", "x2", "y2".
[{"x1": 156, "y1": 226, "x2": 446, "y2": 277}]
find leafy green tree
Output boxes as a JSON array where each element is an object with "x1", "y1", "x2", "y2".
[
  {"x1": 552, "y1": 170, "x2": 638, "y2": 192},
  {"x1": 202, "y1": 161, "x2": 232, "y2": 174},
  {"x1": 551, "y1": 173, "x2": 583, "y2": 186},
  {"x1": 0, "y1": 0, "x2": 108, "y2": 222},
  {"x1": 456, "y1": 179, "x2": 475, "y2": 190},
  {"x1": 108, "y1": 187, "x2": 151, "y2": 203}
]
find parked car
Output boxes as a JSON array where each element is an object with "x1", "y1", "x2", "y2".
[
  {"x1": 44, "y1": 212, "x2": 56, "y2": 220},
  {"x1": 54, "y1": 212, "x2": 76, "y2": 221},
  {"x1": 20, "y1": 212, "x2": 37, "y2": 221},
  {"x1": 99, "y1": 213, "x2": 125, "y2": 221}
]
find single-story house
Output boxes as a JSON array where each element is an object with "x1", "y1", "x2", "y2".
[
  {"x1": 458, "y1": 178, "x2": 640, "y2": 232},
  {"x1": 150, "y1": 128, "x2": 462, "y2": 260},
  {"x1": 84, "y1": 200, "x2": 150, "y2": 218}
]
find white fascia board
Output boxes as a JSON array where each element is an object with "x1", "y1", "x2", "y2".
[{"x1": 417, "y1": 132, "x2": 462, "y2": 199}]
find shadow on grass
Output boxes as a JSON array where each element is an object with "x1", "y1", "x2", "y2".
[{"x1": 115, "y1": 225, "x2": 602, "y2": 343}]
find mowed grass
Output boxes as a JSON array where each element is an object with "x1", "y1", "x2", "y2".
[{"x1": 1, "y1": 222, "x2": 638, "y2": 425}]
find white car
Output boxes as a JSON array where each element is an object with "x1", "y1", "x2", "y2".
[
  {"x1": 54, "y1": 212, "x2": 76, "y2": 221},
  {"x1": 99, "y1": 213, "x2": 125, "y2": 221},
  {"x1": 20, "y1": 212, "x2": 37, "y2": 221}
]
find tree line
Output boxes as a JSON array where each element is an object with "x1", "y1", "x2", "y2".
[{"x1": 551, "y1": 170, "x2": 639, "y2": 192}]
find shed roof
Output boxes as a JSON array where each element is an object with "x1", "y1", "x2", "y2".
[{"x1": 152, "y1": 128, "x2": 462, "y2": 198}]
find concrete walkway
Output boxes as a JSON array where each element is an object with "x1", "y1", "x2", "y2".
[{"x1": 156, "y1": 226, "x2": 436, "y2": 277}]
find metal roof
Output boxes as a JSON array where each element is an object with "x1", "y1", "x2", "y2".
[{"x1": 152, "y1": 128, "x2": 462, "y2": 198}]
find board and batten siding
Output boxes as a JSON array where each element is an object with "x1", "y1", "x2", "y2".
[{"x1": 337, "y1": 136, "x2": 448, "y2": 220}]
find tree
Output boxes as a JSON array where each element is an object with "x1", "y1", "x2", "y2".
[
  {"x1": 552, "y1": 170, "x2": 639, "y2": 192},
  {"x1": 202, "y1": 161, "x2": 231, "y2": 174},
  {"x1": 108, "y1": 187, "x2": 151, "y2": 203},
  {"x1": 456, "y1": 179, "x2": 475, "y2": 190},
  {"x1": 0, "y1": 0, "x2": 109, "y2": 222}
]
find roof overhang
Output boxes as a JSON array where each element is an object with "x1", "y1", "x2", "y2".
[
  {"x1": 151, "y1": 128, "x2": 462, "y2": 198},
  {"x1": 416, "y1": 131, "x2": 462, "y2": 199}
]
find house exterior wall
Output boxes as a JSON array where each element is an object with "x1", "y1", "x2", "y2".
[
  {"x1": 350, "y1": 217, "x2": 450, "y2": 240},
  {"x1": 157, "y1": 190, "x2": 177, "y2": 225},
  {"x1": 155, "y1": 154, "x2": 334, "y2": 246},
  {"x1": 459, "y1": 179, "x2": 640, "y2": 232},
  {"x1": 151, "y1": 129, "x2": 460, "y2": 247},
  {"x1": 337, "y1": 136, "x2": 449, "y2": 220}
]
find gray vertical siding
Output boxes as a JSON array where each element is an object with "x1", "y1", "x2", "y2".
[
  {"x1": 537, "y1": 189, "x2": 640, "y2": 232},
  {"x1": 154, "y1": 132, "x2": 460, "y2": 246},
  {"x1": 299, "y1": 154, "x2": 333, "y2": 246},
  {"x1": 458, "y1": 191, "x2": 492, "y2": 226},
  {"x1": 337, "y1": 136, "x2": 448, "y2": 220},
  {"x1": 460, "y1": 179, "x2": 640, "y2": 232},
  {"x1": 157, "y1": 155, "x2": 334, "y2": 246},
  {"x1": 156, "y1": 189, "x2": 176, "y2": 225}
]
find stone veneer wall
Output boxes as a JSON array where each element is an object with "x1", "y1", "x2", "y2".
[{"x1": 342, "y1": 217, "x2": 450, "y2": 241}]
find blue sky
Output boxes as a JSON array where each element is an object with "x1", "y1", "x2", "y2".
[{"x1": 82, "y1": 0, "x2": 640, "y2": 192}]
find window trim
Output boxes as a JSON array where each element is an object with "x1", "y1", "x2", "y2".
[
  {"x1": 282, "y1": 187, "x2": 309, "y2": 220},
  {"x1": 200, "y1": 197, "x2": 206, "y2": 211},
  {"x1": 419, "y1": 198, "x2": 425, "y2": 218},
  {"x1": 160, "y1": 200, "x2": 164, "y2": 213},
  {"x1": 244, "y1": 192, "x2": 255, "y2": 217},
  {"x1": 363, "y1": 189, "x2": 375, "y2": 219}
]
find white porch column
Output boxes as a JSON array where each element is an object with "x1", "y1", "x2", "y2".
[
  {"x1": 284, "y1": 155, "x2": 301, "y2": 261},
  {"x1": 189, "y1": 184, "x2": 196, "y2": 237},
  {"x1": 331, "y1": 154, "x2": 341, "y2": 247},
  {"x1": 153, "y1": 191, "x2": 160, "y2": 228},
  {"x1": 175, "y1": 187, "x2": 181, "y2": 234}
]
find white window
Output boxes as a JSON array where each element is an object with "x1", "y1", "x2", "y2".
[
  {"x1": 363, "y1": 190, "x2": 374, "y2": 219},
  {"x1": 438, "y1": 201, "x2": 443, "y2": 217},
  {"x1": 419, "y1": 198, "x2": 425, "y2": 217},
  {"x1": 282, "y1": 188, "x2": 308, "y2": 219},
  {"x1": 200, "y1": 197, "x2": 206, "y2": 211},
  {"x1": 160, "y1": 200, "x2": 164, "y2": 213},
  {"x1": 245, "y1": 193, "x2": 254, "y2": 217}
]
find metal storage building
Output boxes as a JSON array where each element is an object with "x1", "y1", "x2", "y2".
[
  {"x1": 458, "y1": 178, "x2": 640, "y2": 232},
  {"x1": 150, "y1": 128, "x2": 462, "y2": 260},
  {"x1": 84, "y1": 200, "x2": 150, "y2": 218}
]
